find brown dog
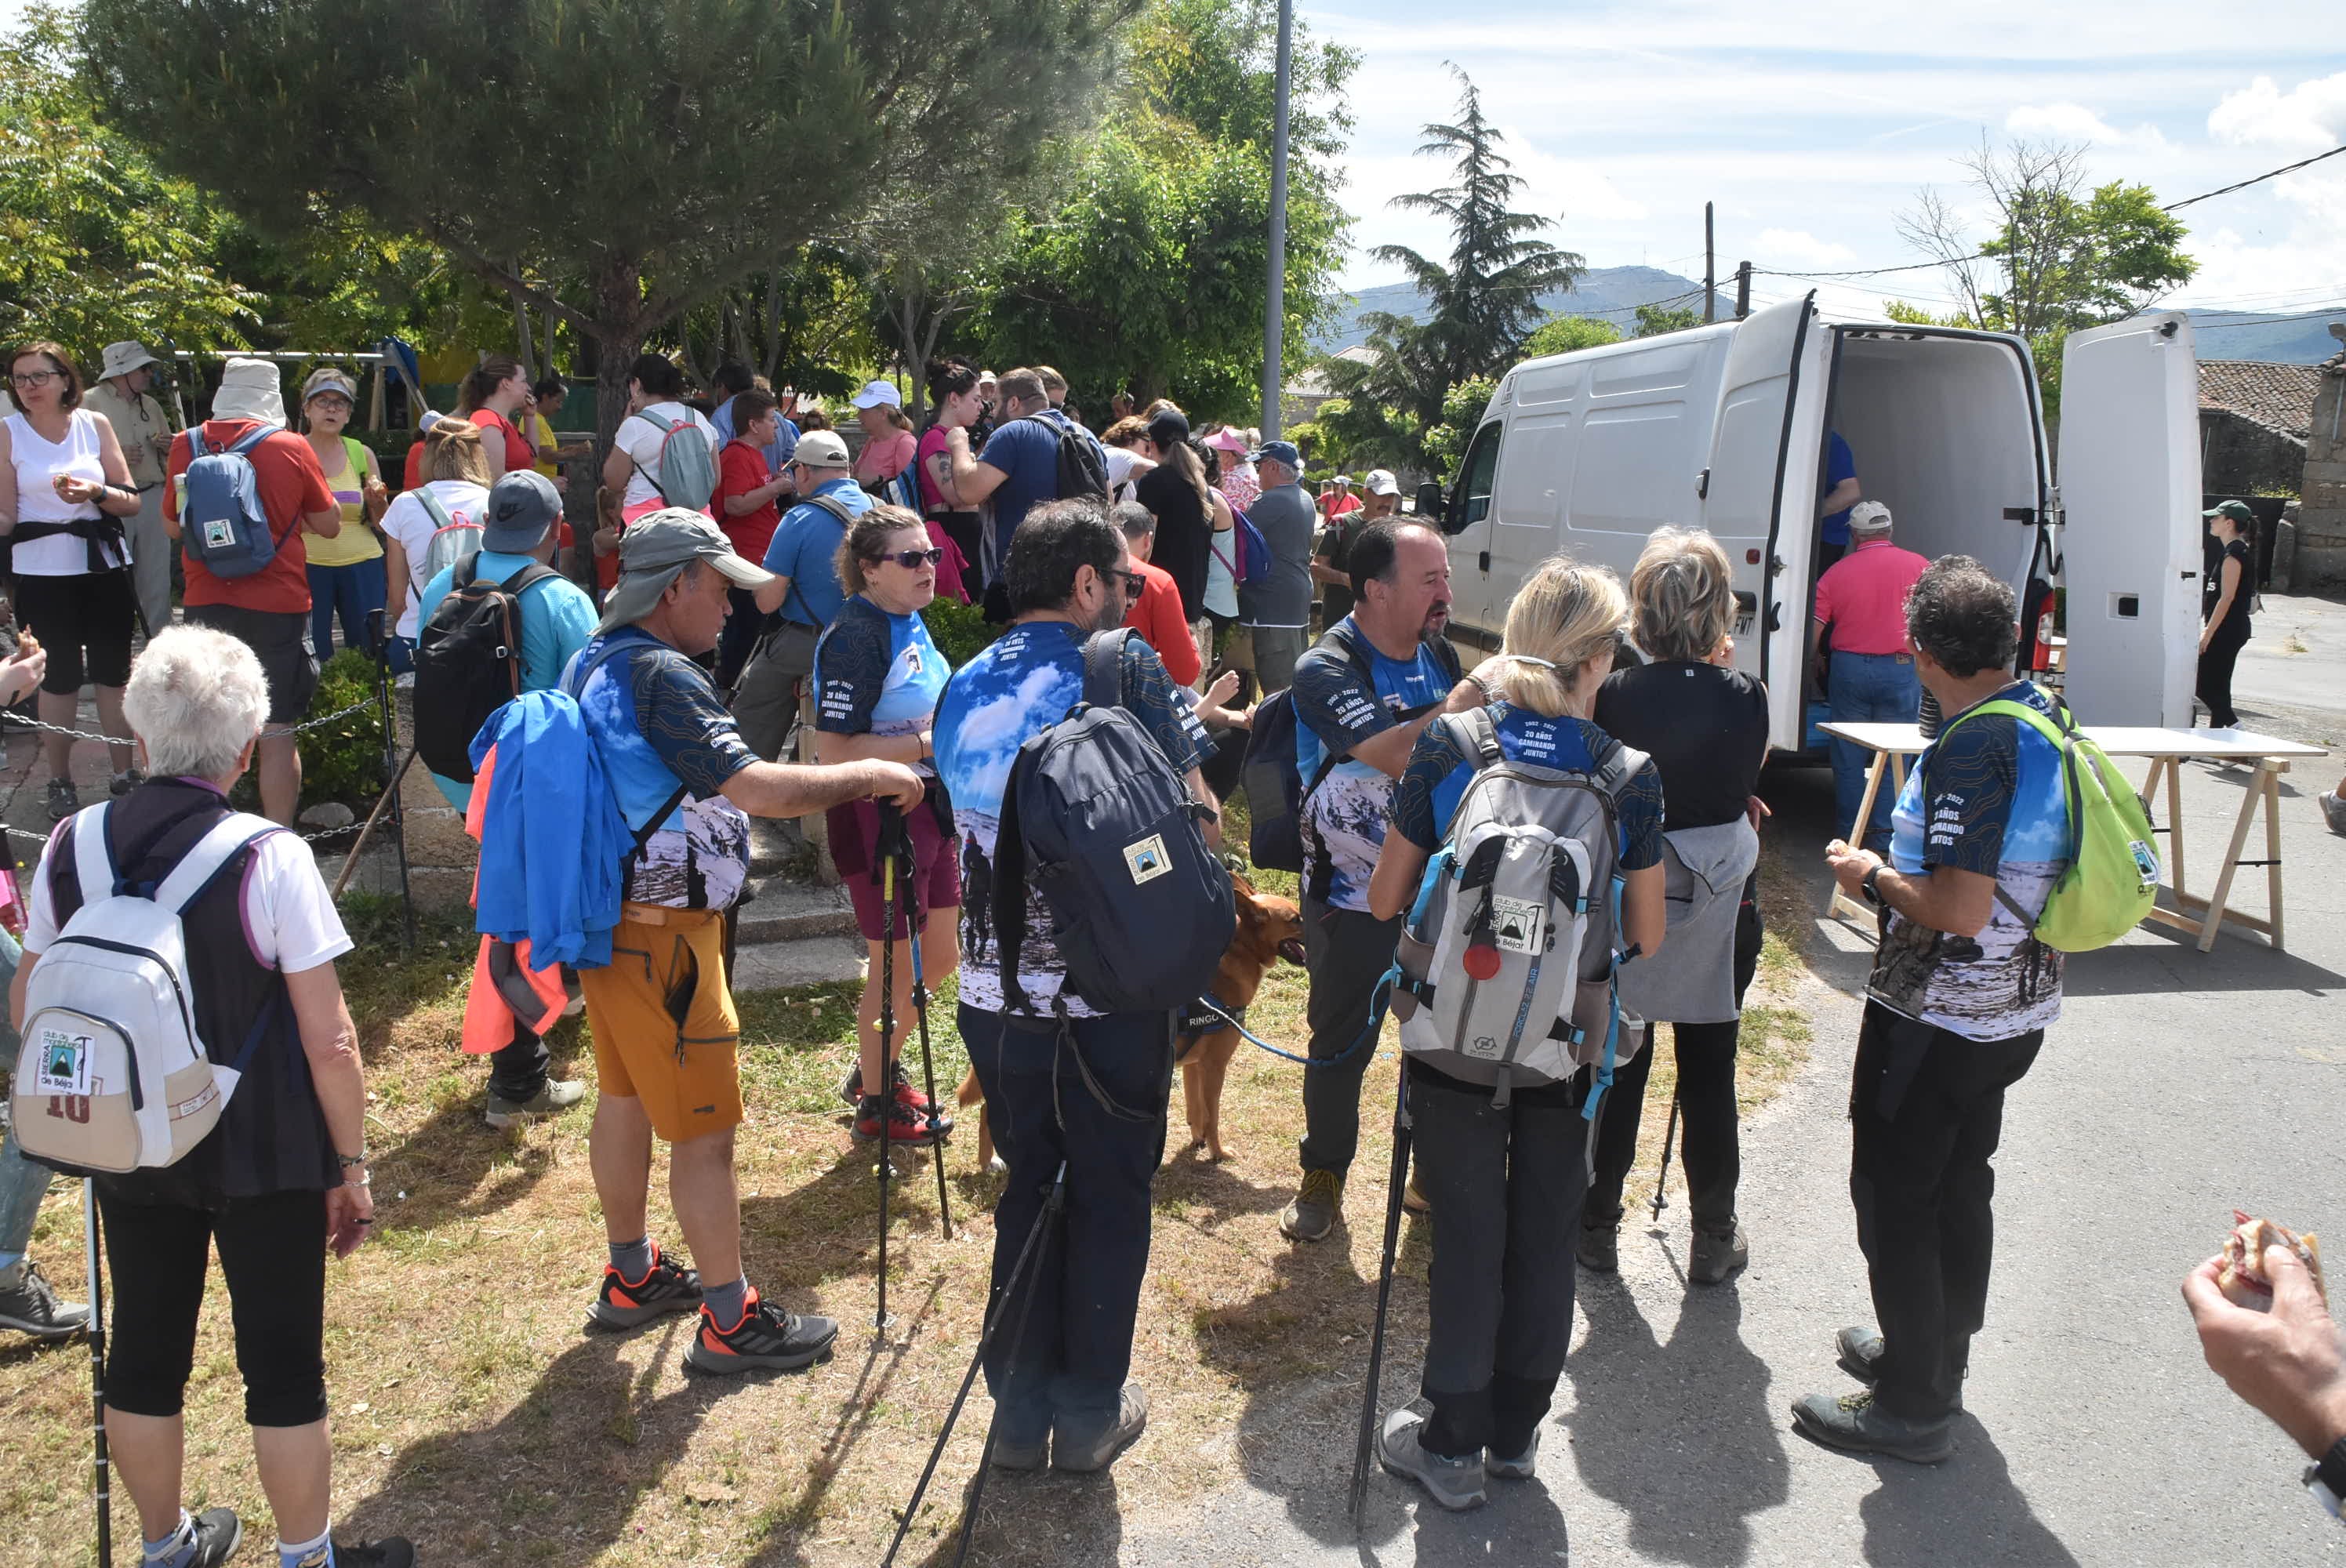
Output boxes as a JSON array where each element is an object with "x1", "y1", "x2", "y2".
[{"x1": 954, "y1": 868, "x2": 1306, "y2": 1170}]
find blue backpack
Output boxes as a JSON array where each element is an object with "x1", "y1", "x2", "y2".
[
  {"x1": 180, "y1": 424, "x2": 287, "y2": 579},
  {"x1": 990, "y1": 628, "x2": 1231, "y2": 1015},
  {"x1": 1214, "y1": 509, "x2": 1272, "y2": 586}
]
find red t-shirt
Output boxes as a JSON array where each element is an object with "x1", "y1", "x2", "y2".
[
  {"x1": 404, "y1": 441, "x2": 423, "y2": 491},
  {"x1": 1327, "y1": 493, "x2": 1363, "y2": 517},
  {"x1": 1125, "y1": 558, "x2": 1200, "y2": 687},
  {"x1": 165, "y1": 419, "x2": 335, "y2": 614},
  {"x1": 470, "y1": 407, "x2": 533, "y2": 476},
  {"x1": 716, "y1": 440, "x2": 782, "y2": 562},
  {"x1": 1812, "y1": 539, "x2": 1931, "y2": 655}
]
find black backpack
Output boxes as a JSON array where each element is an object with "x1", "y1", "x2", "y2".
[
  {"x1": 991, "y1": 628, "x2": 1231, "y2": 1016},
  {"x1": 413, "y1": 552, "x2": 557, "y2": 782},
  {"x1": 1024, "y1": 411, "x2": 1109, "y2": 503}
]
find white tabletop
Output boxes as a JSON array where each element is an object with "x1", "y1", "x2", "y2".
[{"x1": 1817, "y1": 720, "x2": 2329, "y2": 761}]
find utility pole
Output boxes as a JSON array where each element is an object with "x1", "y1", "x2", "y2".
[
  {"x1": 1735, "y1": 260, "x2": 1752, "y2": 320},
  {"x1": 1260, "y1": 0, "x2": 1294, "y2": 441},
  {"x1": 1703, "y1": 202, "x2": 1716, "y2": 324}
]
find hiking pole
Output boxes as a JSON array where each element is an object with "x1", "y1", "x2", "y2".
[
  {"x1": 881, "y1": 1162, "x2": 1066, "y2": 1568},
  {"x1": 84, "y1": 1180, "x2": 111, "y2": 1567},
  {"x1": 950, "y1": 1164, "x2": 1064, "y2": 1568},
  {"x1": 366, "y1": 608, "x2": 416, "y2": 951},
  {"x1": 1349, "y1": 1058, "x2": 1414, "y2": 1526},
  {"x1": 902, "y1": 837, "x2": 953, "y2": 1240},
  {"x1": 1651, "y1": 1080, "x2": 1681, "y2": 1221},
  {"x1": 873, "y1": 804, "x2": 901, "y2": 1336}
]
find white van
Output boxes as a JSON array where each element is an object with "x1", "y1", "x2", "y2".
[{"x1": 1423, "y1": 294, "x2": 2203, "y2": 750}]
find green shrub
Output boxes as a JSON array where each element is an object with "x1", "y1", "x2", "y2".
[
  {"x1": 299, "y1": 648, "x2": 388, "y2": 807},
  {"x1": 921, "y1": 596, "x2": 997, "y2": 671}
]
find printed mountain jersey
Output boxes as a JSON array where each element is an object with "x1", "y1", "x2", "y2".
[
  {"x1": 1390, "y1": 703, "x2": 1665, "y2": 870},
  {"x1": 813, "y1": 595, "x2": 950, "y2": 773},
  {"x1": 932, "y1": 620, "x2": 1211, "y2": 1017},
  {"x1": 569, "y1": 629, "x2": 755, "y2": 911},
  {"x1": 1293, "y1": 618, "x2": 1457, "y2": 910},
  {"x1": 1868, "y1": 681, "x2": 2068, "y2": 1040}
]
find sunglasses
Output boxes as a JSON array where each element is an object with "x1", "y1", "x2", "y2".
[
  {"x1": 1108, "y1": 568, "x2": 1145, "y2": 597},
  {"x1": 873, "y1": 547, "x2": 944, "y2": 569}
]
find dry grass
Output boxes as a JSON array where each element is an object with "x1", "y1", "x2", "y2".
[{"x1": 0, "y1": 808, "x2": 1821, "y2": 1567}]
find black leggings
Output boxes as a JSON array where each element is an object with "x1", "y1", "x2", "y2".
[
  {"x1": 100, "y1": 1187, "x2": 329, "y2": 1428},
  {"x1": 2197, "y1": 610, "x2": 2250, "y2": 728}
]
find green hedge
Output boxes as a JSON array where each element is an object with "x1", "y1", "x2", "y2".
[
  {"x1": 921, "y1": 596, "x2": 997, "y2": 671},
  {"x1": 299, "y1": 648, "x2": 387, "y2": 807}
]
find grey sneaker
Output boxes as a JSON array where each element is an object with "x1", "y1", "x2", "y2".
[
  {"x1": 990, "y1": 1430, "x2": 1050, "y2": 1472},
  {"x1": 1834, "y1": 1324, "x2": 1964, "y2": 1412},
  {"x1": 1280, "y1": 1168, "x2": 1342, "y2": 1242},
  {"x1": 1487, "y1": 1428, "x2": 1539, "y2": 1480},
  {"x1": 109, "y1": 768, "x2": 148, "y2": 797},
  {"x1": 187, "y1": 1507, "x2": 243, "y2": 1568},
  {"x1": 44, "y1": 778, "x2": 78, "y2": 822},
  {"x1": 1790, "y1": 1388, "x2": 1954, "y2": 1464},
  {"x1": 485, "y1": 1077, "x2": 588, "y2": 1127},
  {"x1": 0, "y1": 1261, "x2": 90, "y2": 1339},
  {"x1": 1378, "y1": 1408, "x2": 1487, "y2": 1510},
  {"x1": 1053, "y1": 1381, "x2": 1148, "y2": 1472},
  {"x1": 1689, "y1": 1225, "x2": 1749, "y2": 1284},
  {"x1": 2319, "y1": 790, "x2": 2346, "y2": 837},
  {"x1": 1575, "y1": 1217, "x2": 1619, "y2": 1273}
]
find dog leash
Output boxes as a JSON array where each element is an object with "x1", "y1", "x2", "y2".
[{"x1": 1186, "y1": 966, "x2": 1396, "y2": 1070}]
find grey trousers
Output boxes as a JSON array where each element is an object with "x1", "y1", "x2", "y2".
[
  {"x1": 732, "y1": 619, "x2": 819, "y2": 763},
  {"x1": 1248, "y1": 625, "x2": 1306, "y2": 695},
  {"x1": 1298, "y1": 898, "x2": 1400, "y2": 1176},
  {"x1": 128, "y1": 485, "x2": 172, "y2": 633}
]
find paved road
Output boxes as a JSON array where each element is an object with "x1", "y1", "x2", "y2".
[{"x1": 1095, "y1": 609, "x2": 2346, "y2": 1567}]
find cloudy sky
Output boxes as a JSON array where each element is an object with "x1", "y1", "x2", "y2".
[{"x1": 1303, "y1": 0, "x2": 2346, "y2": 323}]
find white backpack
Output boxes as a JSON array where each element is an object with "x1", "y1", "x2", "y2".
[
  {"x1": 1389, "y1": 710, "x2": 1647, "y2": 1116},
  {"x1": 10, "y1": 804, "x2": 281, "y2": 1174}
]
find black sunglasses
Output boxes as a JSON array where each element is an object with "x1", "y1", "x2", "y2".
[{"x1": 873, "y1": 547, "x2": 944, "y2": 569}]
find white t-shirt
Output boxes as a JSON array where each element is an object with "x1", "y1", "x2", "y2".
[
  {"x1": 5, "y1": 410, "x2": 123, "y2": 577},
  {"x1": 26, "y1": 813, "x2": 354, "y2": 974},
  {"x1": 380, "y1": 479, "x2": 489, "y2": 637},
  {"x1": 614, "y1": 401, "x2": 721, "y2": 510}
]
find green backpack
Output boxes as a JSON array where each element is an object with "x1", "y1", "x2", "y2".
[{"x1": 1943, "y1": 693, "x2": 2159, "y2": 952}]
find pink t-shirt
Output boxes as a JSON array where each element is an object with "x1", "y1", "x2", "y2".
[
  {"x1": 916, "y1": 425, "x2": 954, "y2": 513},
  {"x1": 854, "y1": 426, "x2": 917, "y2": 484},
  {"x1": 1813, "y1": 539, "x2": 1930, "y2": 655}
]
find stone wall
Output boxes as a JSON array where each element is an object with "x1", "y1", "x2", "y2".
[
  {"x1": 2299, "y1": 351, "x2": 2346, "y2": 593},
  {"x1": 2199, "y1": 409, "x2": 2304, "y2": 499}
]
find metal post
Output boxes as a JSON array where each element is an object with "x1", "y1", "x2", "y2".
[
  {"x1": 1259, "y1": 0, "x2": 1295, "y2": 442},
  {"x1": 1704, "y1": 202, "x2": 1717, "y2": 325},
  {"x1": 1735, "y1": 261, "x2": 1752, "y2": 321}
]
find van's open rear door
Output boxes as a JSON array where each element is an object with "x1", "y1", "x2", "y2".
[
  {"x1": 2057, "y1": 313, "x2": 2202, "y2": 727},
  {"x1": 1700, "y1": 293, "x2": 1825, "y2": 749}
]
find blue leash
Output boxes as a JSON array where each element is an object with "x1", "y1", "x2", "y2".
[{"x1": 1186, "y1": 966, "x2": 1396, "y2": 1070}]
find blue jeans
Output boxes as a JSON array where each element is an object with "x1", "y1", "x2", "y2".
[
  {"x1": 1829, "y1": 650, "x2": 1920, "y2": 848},
  {"x1": 0, "y1": 930, "x2": 54, "y2": 1275},
  {"x1": 307, "y1": 557, "x2": 388, "y2": 663},
  {"x1": 959, "y1": 1004, "x2": 1171, "y2": 1438}
]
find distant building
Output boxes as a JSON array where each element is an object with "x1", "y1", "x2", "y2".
[
  {"x1": 2198, "y1": 358, "x2": 2319, "y2": 497},
  {"x1": 1284, "y1": 345, "x2": 1378, "y2": 429}
]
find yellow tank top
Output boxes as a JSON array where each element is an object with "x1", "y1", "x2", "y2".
[{"x1": 303, "y1": 437, "x2": 385, "y2": 567}]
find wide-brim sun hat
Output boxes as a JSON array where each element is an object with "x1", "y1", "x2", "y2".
[
  {"x1": 1204, "y1": 427, "x2": 1250, "y2": 454},
  {"x1": 596, "y1": 510, "x2": 774, "y2": 633},
  {"x1": 98, "y1": 341, "x2": 160, "y2": 382},
  {"x1": 210, "y1": 358, "x2": 287, "y2": 425}
]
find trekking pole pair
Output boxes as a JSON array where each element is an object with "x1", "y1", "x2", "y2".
[
  {"x1": 881, "y1": 1162, "x2": 1066, "y2": 1568},
  {"x1": 1349, "y1": 1056, "x2": 1414, "y2": 1523},
  {"x1": 871, "y1": 804, "x2": 954, "y2": 1337}
]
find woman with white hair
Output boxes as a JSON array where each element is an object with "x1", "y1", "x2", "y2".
[{"x1": 10, "y1": 626, "x2": 411, "y2": 1568}]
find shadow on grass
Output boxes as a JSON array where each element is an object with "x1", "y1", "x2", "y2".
[{"x1": 364, "y1": 1024, "x2": 588, "y2": 1236}]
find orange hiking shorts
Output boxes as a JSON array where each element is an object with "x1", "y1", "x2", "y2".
[{"x1": 580, "y1": 905, "x2": 743, "y2": 1141}]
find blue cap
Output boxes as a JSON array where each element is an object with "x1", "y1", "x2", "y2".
[{"x1": 1250, "y1": 439, "x2": 1301, "y2": 468}]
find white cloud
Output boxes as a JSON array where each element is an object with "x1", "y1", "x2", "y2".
[
  {"x1": 2208, "y1": 71, "x2": 2346, "y2": 150},
  {"x1": 1755, "y1": 229, "x2": 1854, "y2": 267},
  {"x1": 2004, "y1": 102, "x2": 2171, "y2": 151}
]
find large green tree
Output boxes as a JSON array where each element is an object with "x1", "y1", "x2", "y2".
[
  {"x1": 83, "y1": 0, "x2": 1132, "y2": 443},
  {"x1": 968, "y1": 0, "x2": 1355, "y2": 422}
]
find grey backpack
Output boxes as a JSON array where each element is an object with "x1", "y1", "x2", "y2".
[{"x1": 1389, "y1": 709, "x2": 1647, "y2": 1115}]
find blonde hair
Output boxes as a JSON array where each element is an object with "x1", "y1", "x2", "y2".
[
  {"x1": 834, "y1": 503, "x2": 932, "y2": 597},
  {"x1": 421, "y1": 417, "x2": 492, "y2": 485},
  {"x1": 1630, "y1": 527, "x2": 1736, "y2": 664},
  {"x1": 1487, "y1": 554, "x2": 1629, "y2": 717}
]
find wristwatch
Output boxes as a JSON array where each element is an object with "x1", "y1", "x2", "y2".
[
  {"x1": 2305, "y1": 1434, "x2": 2346, "y2": 1519},
  {"x1": 1861, "y1": 864, "x2": 1887, "y2": 906}
]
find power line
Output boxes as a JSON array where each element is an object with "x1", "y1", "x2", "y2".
[{"x1": 2163, "y1": 143, "x2": 2346, "y2": 211}]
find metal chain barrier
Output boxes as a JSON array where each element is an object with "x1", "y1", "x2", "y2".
[{"x1": 1, "y1": 688, "x2": 384, "y2": 746}]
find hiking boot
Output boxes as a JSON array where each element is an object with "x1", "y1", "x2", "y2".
[
  {"x1": 1486, "y1": 1428, "x2": 1539, "y2": 1481},
  {"x1": 1834, "y1": 1324, "x2": 1965, "y2": 1412},
  {"x1": 1789, "y1": 1388, "x2": 1954, "y2": 1465},
  {"x1": 1377, "y1": 1408, "x2": 1487, "y2": 1510},
  {"x1": 484, "y1": 1077, "x2": 587, "y2": 1128},
  {"x1": 1689, "y1": 1225, "x2": 1749, "y2": 1284},
  {"x1": 110, "y1": 768, "x2": 148, "y2": 797},
  {"x1": 45, "y1": 778, "x2": 78, "y2": 822},
  {"x1": 1280, "y1": 1168, "x2": 1342, "y2": 1242},
  {"x1": 0, "y1": 1261, "x2": 89, "y2": 1339},
  {"x1": 990, "y1": 1428, "x2": 1051, "y2": 1472},
  {"x1": 1575, "y1": 1218, "x2": 1619, "y2": 1274},
  {"x1": 684, "y1": 1289, "x2": 837, "y2": 1375},
  {"x1": 586, "y1": 1244, "x2": 703, "y2": 1331},
  {"x1": 292, "y1": 1539, "x2": 414, "y2": 1568},
  {"x1": 1052, "y1": 1382, "x2": 1148, "y2": 1472},
  {"x1": 841, "y1": 1059, "x2": 934, "y2": 1112},
  {"x1": 854, "y1": 1094, "x2": 950, "y2": 1145},
  {"x1": 2320, "y1": 790, "x2": 2346, "y2": 837}
]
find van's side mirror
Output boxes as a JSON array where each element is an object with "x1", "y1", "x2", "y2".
[{"x1": 1414, "y1": 480, "x2": 1447, "y2": 531}]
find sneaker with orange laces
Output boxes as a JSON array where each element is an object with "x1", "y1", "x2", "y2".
[
  {"x1": 683, "y1": 1288, "x2": 838, "y2": 1375},
  {"x1": 853, "y1": 1093, "x2": 952, "y2": 1145},
  {"x1": 586, "y1": 1245, "x2": 703, "y2": 1332}
]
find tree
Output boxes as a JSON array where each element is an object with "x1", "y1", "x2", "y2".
[
  {"x1": 1632, "y1": 303, "x2": 1701, "y2": 338},
  {"x1": 0, "y1": 5, "x2": 262, "y2": 356},
  {"x1": 1522, "y1": 314, "x2": 1621, "y2": 359},
  {"x1": 968, "y1": 0, "x2": 1356, "y2": 421},
  {"x1": 1421, "y1": 376, "x2": 1498, "y2": 481},
  {"x1": 1325, "y1": 65, "x2": 1585, "y2": 468},
  {"x1": 83, "y1": 0, "x2": 1134, "y2": 443}
]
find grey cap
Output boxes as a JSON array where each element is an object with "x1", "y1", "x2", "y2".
[
  {"x1": 597, "y1": 510, "x2": 774, "y2": 633},
  {"x1": 485, "y1": 469, "x2": 561, "y2": 554}
]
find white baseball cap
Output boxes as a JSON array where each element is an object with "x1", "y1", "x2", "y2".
[
  {"x1": 1364, "y1": 470, "x2": 1400, "y2": 496},
  {"x1": 851, "y1": 379, "x2": 903, "y2": 410}
]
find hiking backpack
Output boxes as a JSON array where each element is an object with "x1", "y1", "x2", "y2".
[
  {"x1": 10, "y1": 804, "x2": 282, "y2": 1174},
  {"x1": 413, "y1": 551, "x2": 558, "y2": 782},
  {"x1": 1389, "y1": 709, "x2": 1647, "y2": 1116},
  {"x1": 1941, "y1": 692, "x2": 2159, "y2": 952},
  {"x1": 1023, "y1": 411, "x2": 1109, "y2": 503},
  {"x1": 180, "y1": 424, "x2": 287, "y2": 579},
  {"x1": 414, "y1": 487, "x2": 485, "y2": 585},
  {"x1": 991, "y1": 627, "x2": 1232, "y2": 1015},
  {"x1": 635, "y1": 408, "x2": 717, "y2": 511}
]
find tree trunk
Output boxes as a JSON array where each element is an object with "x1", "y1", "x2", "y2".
[{"x1": 577, "y1": 261, "x2": 645, "y2": 595}]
